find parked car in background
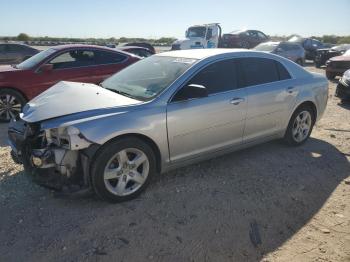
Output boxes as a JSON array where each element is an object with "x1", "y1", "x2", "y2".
[
  {"x1": 220, "y1": 29, "x2": 269, "y2": 49},
  {"x1": 8, "y1": 49, "x2": 328, "y2": 202},
  {"x1": 117, "y1": 46, "x2": 154, "y2": 58},
  {"x1": 335, "y1": 69, "x2": 350, "y2": 102},
  {"x1": 315, "y1": 44, "x2": 350, "y2": 68},
  {"x1": 124, "y1": 42, "x2": 156, "y2": 54},
  {"x1": 288, "y1": 36, "x2": 329, "y2": 61},
  {"x1": 254, "y1": 41, "x2": 305, "y2": 65},
  {"x1": 0, "y1": 43, "x2": 39, "y2": 65},
  {"x1": 325, "y1": 50, "x2": 350, "y2": 80},
  {"x1": 0, "y1": 45, "x2": 140, "y2": 121}
]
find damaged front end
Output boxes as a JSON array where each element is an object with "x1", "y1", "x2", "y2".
[{"x1": 8, "y1": 119, "x2": 98, "y2": 192}]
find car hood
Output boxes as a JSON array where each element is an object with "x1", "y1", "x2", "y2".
[
  {"x1": 0, "y1": 65, "x2": 20, "y2": 73},
  {"x1": 21, "y1": 81, "x2": 141, "y2": 123},
  {"x1": 329, "y1": 55, "x2": 350, "y2": 62}
]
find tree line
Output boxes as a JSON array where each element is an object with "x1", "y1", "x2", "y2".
[{"x1": 1, "y1": 33, "x2": 350, "y2": 46}]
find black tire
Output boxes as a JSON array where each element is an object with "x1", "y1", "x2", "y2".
[
  {"x1": 326, "y1": 72, "x2": 335, "y2": 80},
  {"x1": 284, "y1": 105, "x2": 315, "y2": 146},
  {"x1": 90, "y1": 137, "x2": 157, "y2": 203},
  {"x1": 0, "y1": 88, "x2": 27, "y2": 122}
]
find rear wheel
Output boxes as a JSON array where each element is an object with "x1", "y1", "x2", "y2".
[
  {"x1": 0, "y1": 89, "x2": 27, "y2": 122},
  {"x1": 284, "y1": 105, "x2": 315, "y2": 146},
  {"x1": 91, "y1": 137, "x2": 156, "y2": 203}
]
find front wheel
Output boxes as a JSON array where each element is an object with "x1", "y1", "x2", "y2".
[
  {"x1": 284, "y1": 105, "x2": 315, "y2": 146},
  {"x1": 90, "y1": 137, "x2": 157, "y2": 203},
  {"x1": 0, "y1": 89, "x2": 27, "y2": 122}
]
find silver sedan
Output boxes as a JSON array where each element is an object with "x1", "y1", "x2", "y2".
[{"x1": 8, "y1": 49, "x2": 328, "y2": 202}]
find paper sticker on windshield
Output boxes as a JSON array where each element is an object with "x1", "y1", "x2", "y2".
[{"x1": 172, "y1": 58, "x2": 197, "y2": 64}]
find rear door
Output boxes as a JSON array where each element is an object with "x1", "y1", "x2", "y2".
[
  {"x1": 167, "y1": 59, "x2": 247, "y2": 162},
  {"x1": 87, "y1": 49, "x2": 130, "y2": 83},
  {"x1": 239, "y1": 57, "x2": 295, "y2": 142}
]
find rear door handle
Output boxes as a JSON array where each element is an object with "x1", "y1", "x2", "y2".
[{"x1": 230, "y1": 97, "x2": 245, "y2": 105}]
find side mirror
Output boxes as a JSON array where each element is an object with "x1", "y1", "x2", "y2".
[
  {"x1": 38, "y1": 64, "x2": 53, "y2": 73},
  {"x1": 173, "y1": 84, "x2": 208, "y2": 102}
]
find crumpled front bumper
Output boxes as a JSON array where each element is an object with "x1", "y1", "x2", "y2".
[{"x1": 8, "y1": 120, "x2": 93, "y2": 191}]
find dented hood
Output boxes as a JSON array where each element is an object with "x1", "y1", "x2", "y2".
[{"x1": 21, "y1": 81, "x2": 140, "y2": 122}]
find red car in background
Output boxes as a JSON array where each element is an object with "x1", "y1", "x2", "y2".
[{"x1": 0, "y1": 45, "x2": 140, "y2": 121}]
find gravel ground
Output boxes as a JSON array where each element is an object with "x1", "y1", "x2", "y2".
[{"x1": 0, "y1": 65, "x2": 349, "y2": 262}]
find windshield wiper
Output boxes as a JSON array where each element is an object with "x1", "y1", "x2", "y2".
[{"x1": 105, "y1": 88, "x2": 135, "y2": 99}]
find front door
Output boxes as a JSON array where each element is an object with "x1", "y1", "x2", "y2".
[{"x1": 167, "y1": 59, "x2": 247, "y2": 162}]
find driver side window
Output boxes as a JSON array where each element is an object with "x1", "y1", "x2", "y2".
[
  {"x1": 172, "y1": 59, "x2": 238, "y2": 102},
  {"x1": 48, "y1": 50, "x2": 95, "y2": 69}
]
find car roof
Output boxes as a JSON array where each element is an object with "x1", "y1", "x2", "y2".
[
  {"x1": 157, "y1": 48, "x2": 251, "y2": 59},
  {"x1": 118, "y1": 46, "x2": 148, "y2": 51},
  {"x1": 50, "y1": 44, "x2": 117, "y2": 52}
]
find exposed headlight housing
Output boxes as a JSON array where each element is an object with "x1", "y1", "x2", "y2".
[{"x1": 45, "y1": 126, "x2": 91, "y2": 150}]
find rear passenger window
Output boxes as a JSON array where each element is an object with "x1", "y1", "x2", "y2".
[
  {"x1": 276, "y1": 62, "x2": 291, "y2": 80},
  {"x1": 94, "y1": 50, "x2": 126, "y2": 64},
  {"x1": 187, "y1": 59, "x2": 238, "y2": 94},
  {"x1": 240, "y1": 58, "x2": 279, "y2": 86}
]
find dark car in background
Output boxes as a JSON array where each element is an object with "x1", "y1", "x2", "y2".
[
  {"x1": 0, "y1": 45, "x2": 140, "y2": 121},
  {"x1": 219, "y1": 29, "x2": 269, "y2": 49},
  {"x1": 288, "y1": 36, "x2": 330, "y2": 61},
  {"x1": 254, "y1": 41, "x2": 305, "y2": 65},
  {"x1": 118, "y1": 46, "x2": 155, "y2": 58},
  {"x1": 335, "y1": 69, "x2": 350, "y2": 102},
  {"x1": 124, "y1": 42, "x2": 156, "y2": 54},
  {"x1": 0, "y1": 43, "x2": 39, "y2": 65},
  {"x1": 325, "y1": 50, "x2": 350, "y2": 80},
  {"x1": 315, "y1": 44, "x2": 350, "y2": 68}
]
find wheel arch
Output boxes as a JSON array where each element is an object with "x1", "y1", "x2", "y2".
[
  {"x1": 294, "y1": 100, "x2": 317, "y2": 120},
  {"x1": 96, "y1": 133, "x2": 162, "y2": 173},
  {"x1": 0, "y1": 86, "x2": 29, "y2": 102}
]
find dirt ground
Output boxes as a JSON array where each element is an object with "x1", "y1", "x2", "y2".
[{"x1": 0, "y1": 65, "x2": 349, "y2": 262}]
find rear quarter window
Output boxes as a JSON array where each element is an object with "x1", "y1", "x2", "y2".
[{"x1": 276, "y1": 62, "x2": 291, "y2": 80}]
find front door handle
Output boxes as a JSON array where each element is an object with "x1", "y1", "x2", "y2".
[
  {"x1": 230, "y1": 97, "x2": 245, "y2": 105},
  {"x1": 287, "y1": 87, "x2": 295, "y2": 94}
]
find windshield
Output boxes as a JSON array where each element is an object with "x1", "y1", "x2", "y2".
[
  {"x1": 101, "y1": 56, "x2": 197, "y2": 101},
  {"x1": 288, "y1": 35, "x2": 303, "y2": 43},
  {"x1": 344, "y1": 50, "x2": 350, "y2": 56},
  {"x1": 254, "y1": 43, "x2": 278, "y2": 52},
  {"x1": 186, "y1": 27, "x2": 206, "y2": 38},
  {"x1": 16, "y1": 48, "x2": 56, "y2": 69}
]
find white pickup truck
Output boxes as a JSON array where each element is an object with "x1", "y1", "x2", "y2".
[{"x1": 171, "y1": 23, "x2": 222, "y2": 50}]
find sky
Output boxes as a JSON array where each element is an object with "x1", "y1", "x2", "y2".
[{"x1": 1, "y1": 0, "x2": 349, "y2": 39}]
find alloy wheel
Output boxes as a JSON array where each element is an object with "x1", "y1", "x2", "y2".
[
  {"x1": 103, "y1": 148, "x2": 150, "y2": 196},
  {"x1": 292, "y1": 111, "x2": 312, "y2": 143},
  {"x1": 0, "y1": 94, "x2": 22, "y2": 121}
]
